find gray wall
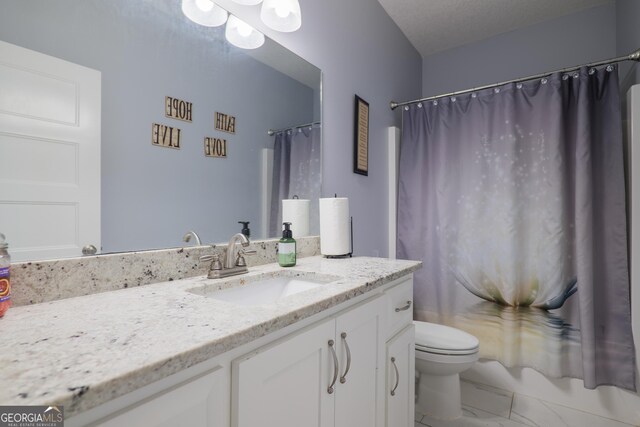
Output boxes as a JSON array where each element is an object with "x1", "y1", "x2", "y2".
[
  {"x1": 421, "y1": 4, "x2": 617, "y2": 98},
  {"x1": 0, "y1": 0, "x2": 315, "y2": 252},
  {"x1": 216, "y1": 0, "x2": 423, "y2": 257},
  {"x1": 616, "y1": 0, "x2": 640, "y2": 95}
]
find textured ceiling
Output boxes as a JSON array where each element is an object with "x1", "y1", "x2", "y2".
[{"x1": 377, "y1": 0, "x2": 613, "y2": 57}]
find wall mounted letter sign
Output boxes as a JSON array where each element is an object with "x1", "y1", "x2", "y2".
[
  {"x1": 215, "y1": 112, "x2": 236, "y2": 134},
  {"x1": 204, "y1": 137, "x2": 227, "y2": 158},
  {"x1": 152, "y1": 123, "x2": 181, "y2": 149},
  {"x1": 165, "y1": 96, "x2": 193, "y2": 122}
]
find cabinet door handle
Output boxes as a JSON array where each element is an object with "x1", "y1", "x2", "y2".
[
  {"x1": 395, "y1": 301, "x2": 412, "y2": 312},
  {"x1": 339, "y1": 332, "x2": 351, "y2": 384},
  {"x1": 390, "y1": 357, "x2": 400, "y2": 396},
  {"x1": 328, "y1": 339, "x2": 339, "y2": 394},
  {"x1": 82, "y1": 245, "x2": 97, "y2": 255}
]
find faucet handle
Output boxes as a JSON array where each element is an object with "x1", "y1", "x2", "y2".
[
  {"x1": 200, "y1": 253, "x2": 223, "y2": 271},
  {"x1": 198, "y1": 245, "x2": 215, "y2": 261},
  {"x1": 236, "y1": 249, "x2": 257, "y2": 267},
  {"x1": 200, "y1": 246, "x2": 223, "y2": 271},
  {"x1": 211, "y1": 254, "x2": 223, "y2": 270}
]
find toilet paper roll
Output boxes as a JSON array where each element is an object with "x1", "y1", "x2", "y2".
[
  {"x1": 319, "y1": 197, "x2": 350, "y2": 256},
  {"x1": 282, "y1": 199, "x2": 310, "y2": 237}
]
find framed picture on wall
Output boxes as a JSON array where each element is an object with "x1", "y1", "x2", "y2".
[{"x1": 354, "y1": 95, "x2": 369, "y2": 176}]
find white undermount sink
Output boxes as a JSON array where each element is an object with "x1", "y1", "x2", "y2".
[{"x1": 189, "y1": 274, "x2": 337, "y2": 306}]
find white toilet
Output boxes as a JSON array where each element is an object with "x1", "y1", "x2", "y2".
[{"x1": 413, "y1": 320, "x2": 480, "y2": 420}]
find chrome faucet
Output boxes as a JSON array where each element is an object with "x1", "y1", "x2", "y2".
[
  {"x1": 183, "y1": 230, "x2": 202, "y2": 246},
  {"x1": 224, "y1": 233, "x2": 250, "y2": 269},
  {"x1": 200, "y1": 233, "x2": 256, "y2": 279}
]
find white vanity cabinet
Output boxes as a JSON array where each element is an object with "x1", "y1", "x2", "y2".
[
  {"x1": 385, "y1": 325, "x2": 415, "y2": 427},
  {"x1": 232, "y1": 296, "x2": 385, "y2": 427},
  {"x1": 334, "y1": 297, "x2": 385, "y2": 427},
  {"x1": 232, "y1": 318, "x2": 335, "y2": 427},
  {"x1": 65, "y1": 273, "x2": 416, "y2": 427},
  {"x1": 91, "y1": 366, "x2": 226, "y2": 427},
  {"x1": 384, "y1": 278, "x2": 415, "y2": 427}
]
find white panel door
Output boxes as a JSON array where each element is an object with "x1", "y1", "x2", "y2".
[
  {"x1": 233, "y1": 319, "x2": 336, "y2": 427},
  {"x1": 334, "y1": 296, "x2": 385, "y2": 427},
  {"x1": 0, "y1": 40, "x2": 101, "y2": 261},
  {"x1": 94, "y1": 366, "x2": 225, "y2": 427},
  {"x1": 385, "y1": 325, "x2": 415, "y2": 427}
]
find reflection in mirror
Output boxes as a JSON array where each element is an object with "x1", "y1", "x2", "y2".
[
  {"x1": 269, "y1": 123, "x2": 321, "y2": 238},
  {"x1": 0, "y1": 0, "x2": 321, "y2": 262}
]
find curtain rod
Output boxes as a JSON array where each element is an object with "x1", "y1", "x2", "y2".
[
  {"x1": 390, "y1": 48, "x2": 640, "y2": 111},
  {"x1": 267, "y1": 121, "x2": 321, "y2": 136}
]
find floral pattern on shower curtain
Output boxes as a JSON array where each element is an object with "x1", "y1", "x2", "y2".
[{"x1": 397, "y1": 66, "x2": 636, "y2": 390}]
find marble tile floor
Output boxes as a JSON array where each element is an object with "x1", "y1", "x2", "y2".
[{"x1": 415, "y1": 380, "x2": 633, "y2": 427}]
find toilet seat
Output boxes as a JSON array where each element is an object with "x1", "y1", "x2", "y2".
[
  {"x1": 414, "y1": 321, "x2": 479, "y2": 356},
  {"x1": 416, "y1": 344, "x2": 478, "y2": 356}
]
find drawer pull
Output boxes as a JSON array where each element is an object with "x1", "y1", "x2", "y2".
[
  {"x1": 395, "y1": 301, "x2": 412, "y2": 312},
  {"x1": 339, "y1": 332, "x2": 351, "y2": 384},
  {"x1": 390, "y1": 357, "x2": 400, "y2": 396},
  {"x1": 328, "y1": 340, "x2": 339, "y2": 394}
]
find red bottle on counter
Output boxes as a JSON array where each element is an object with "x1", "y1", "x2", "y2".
[{"x1": 0, "y1": 233, "x2": 11, "y2": 317}]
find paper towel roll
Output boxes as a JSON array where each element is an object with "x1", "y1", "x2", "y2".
[
  {"x1": 319, "y1": 197, "x2": 350, "y2": 256},
  {"x1": 282, "y1": 199, "x2": 310, "y2": 237}
]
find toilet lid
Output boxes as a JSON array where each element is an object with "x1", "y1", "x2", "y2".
[{"x1": 413, "y1": 321, "x2": 479, "y2": 355}]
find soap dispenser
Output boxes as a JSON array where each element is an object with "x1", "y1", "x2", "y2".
[
  {"x1": 0, "y1": 233, "x2": 11, "y2": 317},
  {"x1": 238, "y1": 221, "x2": 250, "y2": 238},
  {"x1": 278, "y1": 222, "x2": 296, "y2": 267}
]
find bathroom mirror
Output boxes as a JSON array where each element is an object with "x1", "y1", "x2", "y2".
[{"x1": 0, "y1": 0, "x2": 322, "y2": 262}]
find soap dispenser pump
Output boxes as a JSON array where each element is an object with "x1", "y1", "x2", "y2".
[
  {"x1": 278, "y1": 222, "x2": 296, "y2": 267},
  {"x1": 238, "y1": 221, "x2": 250, "y2": 238}
]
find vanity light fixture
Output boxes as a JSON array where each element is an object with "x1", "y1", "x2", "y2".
[
  {"x1": 260, "y1": 0, "x2": 301, "y2": 32},
  {"x1": 182, "y1": 0, "x2": 228, "y2": 27},
  {"x1": 225, "y1": 15, "x2": 265, "y2": 49}
]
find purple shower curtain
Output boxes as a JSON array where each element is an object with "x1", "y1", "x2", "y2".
[{"x1": 397, "y1": 66, "x2": 636, "y2": 390}]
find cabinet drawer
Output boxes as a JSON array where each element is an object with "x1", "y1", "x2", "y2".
[{"x1": 385, "y1": 278, "x2": 413, "y2": 339}]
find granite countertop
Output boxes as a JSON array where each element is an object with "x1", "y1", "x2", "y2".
[{"x1": 0, "y1": 256, "x2": 421, "y2": 417}]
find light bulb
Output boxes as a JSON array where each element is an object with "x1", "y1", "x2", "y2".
[
  {"x1": 275, "y1": 3, "x2": 291, "y2": 18},
  {"x1": 237, "y1": 21, "x2": 253, "y2": 37},
  {"x1": 225, "y1": 15, "x2": 264, "y2": 49},
  {"x1": 182, "y1": 0, "x2": 228, "y2": 27},
  {"x1": 195, "y1": 0, "x2": 214, "y2": 12},
  {"x1": 260, "y1": 0, "x2": 301, "y2": 32}
]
